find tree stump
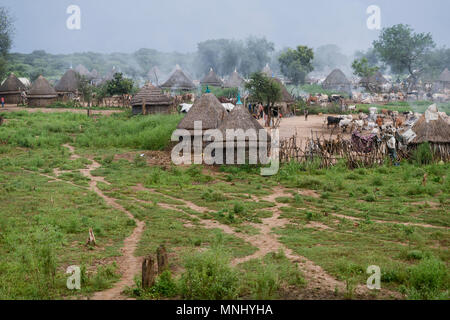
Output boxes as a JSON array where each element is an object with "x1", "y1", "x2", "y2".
[
  {"x1": 142, "y1": 256, "x2": 156, "y2": 289},
  {"x1": 86, "y1": 228, "x2": 96, "y2": 246},
  {"x1": 157, "y1": 244, "x2": 169, "y2": 274}
]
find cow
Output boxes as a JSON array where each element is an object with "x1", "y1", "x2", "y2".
[
  {"x1": 376, "y1": 116, "x2": 384, "y2": 128},
  {"x1": 307, "y1": 95, "x2": 318, "y2": 106},
  {"x1": 339, "y1": 119, "x2": 352, "y2": 132},
  {"x1": 327, "y1": 116, "x2": 341, "y2": 129}
]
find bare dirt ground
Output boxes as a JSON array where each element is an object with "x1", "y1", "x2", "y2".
[
  {"x1": 1, "y1": 105, "x2": 124, "y2": 116},
  {"x1": 257, "y1": 115, "x2": 352, "y2": 142},
  {"x1": 62, "y1": 144, "x2": 145, "y2": 300}
]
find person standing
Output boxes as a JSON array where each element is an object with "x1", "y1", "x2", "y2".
[
  {"x1": 1, "y1": 97, "x2": 4, "y2": 108},
  {"x1": 304, "y1": 108, "x2": 309, "y2": 121},
  {"x1": 387, "y1": 133, "x2": 399, "y2": 166}
]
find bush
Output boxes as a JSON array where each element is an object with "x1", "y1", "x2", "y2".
[
  {"x1": 411, "y1": 143, "x2": 433, "y2": 165},
  {"x1": 407, "y1": 257, "x2": 448, "y2": 300},
  {"x1": 179, "y1": 248, "x2": 239, "y2": 300}
]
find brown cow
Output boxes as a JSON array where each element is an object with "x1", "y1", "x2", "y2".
[{"x1": 376, "y1": 116, "x2": 384, "y2": 127}]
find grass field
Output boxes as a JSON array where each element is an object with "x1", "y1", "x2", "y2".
[{"x1": 0, "y1": 111, "x2": 448, "y2": 300}]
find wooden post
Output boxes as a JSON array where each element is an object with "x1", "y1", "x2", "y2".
[
  {"x1": 156, "y1": 244, "x2": 169, "y2": 274},
  {"x1": 142, "y1": 98, "x2": 146, "y2": 115},
  {"x1": 142, "y1": 256, "x2": 156, "y2": 289}
]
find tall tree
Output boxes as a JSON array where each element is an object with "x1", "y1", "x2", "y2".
[
  {"x1": 0, "y1": 7, "x2": 14, "y2": 80},
  {"x1": 351, "y1": 57, "x2": 379, "y2": 78},
  {"x1": 373, "y1": 24, "x2": 435, "y2": 87},
  {"x1": 278, "y1": 45, "x2": 314, "y2": 85},
  {"x1": 245, "y1": 72, "x2": 281, "y2": 126}
]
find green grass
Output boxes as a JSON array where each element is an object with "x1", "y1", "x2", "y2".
[{"x1": 0, "y1": 110, "x2": 448, "y2": 300}]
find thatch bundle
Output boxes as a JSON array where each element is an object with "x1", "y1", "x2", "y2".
[
  {"x1": 200, "y1": 68, "x2": 223, "y2": 87},
  {"x1": 160, "y1": 66, "x2": 196, "y2": 91},
  {"x1": 223, "y1": 69, "x2": 244, "y2": 88},
  {"x1": 0, "y1": 73, "x2": 26, "y2": 104},
  {"x1": 28, "y1": 75, "x2": 58, "y2": 107},
  {"x1": 131, "y1": 83, "x2": 173, "y2": 115},
  {"x1": 322, "y1": 69, "x2": 351, "y2": 93},
  {"x1": 177, "y1": 93, "x2": 227, "y2": 131},
  {"x1": 55, "y1": 69, "x2": 79, "y2": 93}
]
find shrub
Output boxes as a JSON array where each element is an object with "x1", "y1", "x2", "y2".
[
  {"x1": 411, "y1": 143, "x2": 433, "y2": 165},
  {"x1": 179, "y1": 249, "x2": 239, "y2": 300},
  {"x1": 407, "y1": 257, "x2": 448, "y2": 300}
]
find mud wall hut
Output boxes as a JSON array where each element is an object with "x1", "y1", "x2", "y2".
[
  {"x1": 322, "y1": 69, "x2": 352, "y2": 94},
  {"x1": 55, "y1": 69, "x2": 79, "y2": 101},
  {"x1": 131, "y1": 83, "x2": 173, "y2": 115},
  {"x1": 28, "y1": 75, "x2": 58, "y2": 107},
  {"x1": 200, "y1": 68, "x2": 223, "y2": 87},
  {"x1": 0, "y1": 73, "x2": 26, "y2": 104}
]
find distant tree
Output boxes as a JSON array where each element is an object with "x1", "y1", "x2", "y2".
[
  {"x1": 373, "y1": 24, "x2": 435, "y2": 87},
  {"x1": 278, "y1": 45, "x2": 314, "y2": 85},
  {"x1": 351, "y1": 57, "x2": 379, "y2": 78},
  {"x1": 105, "y1": 73, "x2": 133, "y2": 96},
  {"x1": 312, "y1": 44, "x2": 348, "y2": 72},
  {"x1": 245, "y1": 72, "x2": 281, "y2": 126},
  {"x1": 0, "y1": 7, "x2": 14, "y2": 80}
]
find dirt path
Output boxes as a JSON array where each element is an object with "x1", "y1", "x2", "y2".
[
  {"x1": 62, "y1": 145, "x2": 145, "y2": 300},
  {"x1": 138, "y1": 185, "x2": 398, "y2": 299}
]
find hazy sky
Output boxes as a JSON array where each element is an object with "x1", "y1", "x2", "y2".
[{"x1": 4, "y1": 0, "x2": 450, "y2": 54}]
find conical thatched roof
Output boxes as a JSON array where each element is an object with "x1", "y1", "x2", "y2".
[
  {"x1": 218, "y1": 105, "x2": 269, "y2": 141},
  {"x1": 131, "y1": 83, "x2": 173, "y2": 106},
  {"x1": 74, "y1": 64, "x2": 91, "y2": 78},
  {"x1": 90, "y1": 69, "x2": 100, "y2": 79},
  {"x1": 438, "y1": 68, "x2": 450, "y2": 82},
  {"x1": 360, "y1": 71, "x2": 388, "y2": 85},
  {"x1": 223, "y1": 69, "x2": 244, "y2": 88},
  {"x1": 160, "y1": 66, "x2": 196, "y2": 90},
  {"x1": 55, "y1": 69, "x2": 79, "y2": 93},
  {"x1": 147, "y1": 66, "x2": 163, "y2": 85},
  {"x1": 29, "y1": 76, "x2": 57, "y2": 98},
  {"x1": 201, "y1": 68, "x2": 223, "y2": 87},
  {"x1": 271, "y1": 78, "x2": 295, "y2": 103},
  {"x1": 323, "y1": 69, "x2": 351, "y2": 86},
  {"x1": 177, "y1": 93, "x2": 227, "y2": 130},
  {"x1": 0, "y1": 73, "x2": 26, "y2": 93},
  {"x1": 411, "y1": 104, "x2": 450, "y2": 144},
  {"x1": 262, "y1": 64, "x2": 272, "y2": 77}
]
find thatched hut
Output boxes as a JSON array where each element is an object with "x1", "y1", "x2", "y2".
[
  {"x1": 223, "y1": 69, "x2": 244, "y2": 88},
  {"x1": 160, "y1": 66, "x2": 196, "y2": 91},
  {"x1": 200, "y1": 68, "x2": 223, "y2": 87},
  {"x1": 435, "y1": 68, "x2": 450, "y2": 91},
  {"x1": 409, "y1": 104, "x2": 450, "y2": 160},
  {"x1": 267, "y1": 78, "x2": 296, "y2": 117},
  {"x1": 360, "y1": 71, "x2": 388, "y2": 92},
  {"x1": 28, "y1": 75, "x2": 58, "y2": 107},
  {"x1": 214, "y1": 104, "x2": 271, "y2": 164},
  {"x1": 0, "y1": 73, "x2": 27, "y2": 104},
  {"x1": 74, "y1": 64, "x2": 92, "y2": 79},
  {"x1": 177, "y1": 93, "x2": 227, "y2": 133},
  {"x1": 147, "y1": 66, "x2": 163, "y2": 86},
  {"x1": 131, "y1": 83, "x2": 173, "y2": 115},
  {"x1": 55, "y1": 69, "x2": 79, "y2": 101},
  {"x1": 322, "y1": 69, "x2": 351, "y2": 94}
]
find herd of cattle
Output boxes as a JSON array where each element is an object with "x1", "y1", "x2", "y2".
[
  {"x1": 325, "y1": 107, "x2": 425, "y2": 137},
  {"x1": 304, "y1": 91, "x2": 450, "y2": 107}
]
